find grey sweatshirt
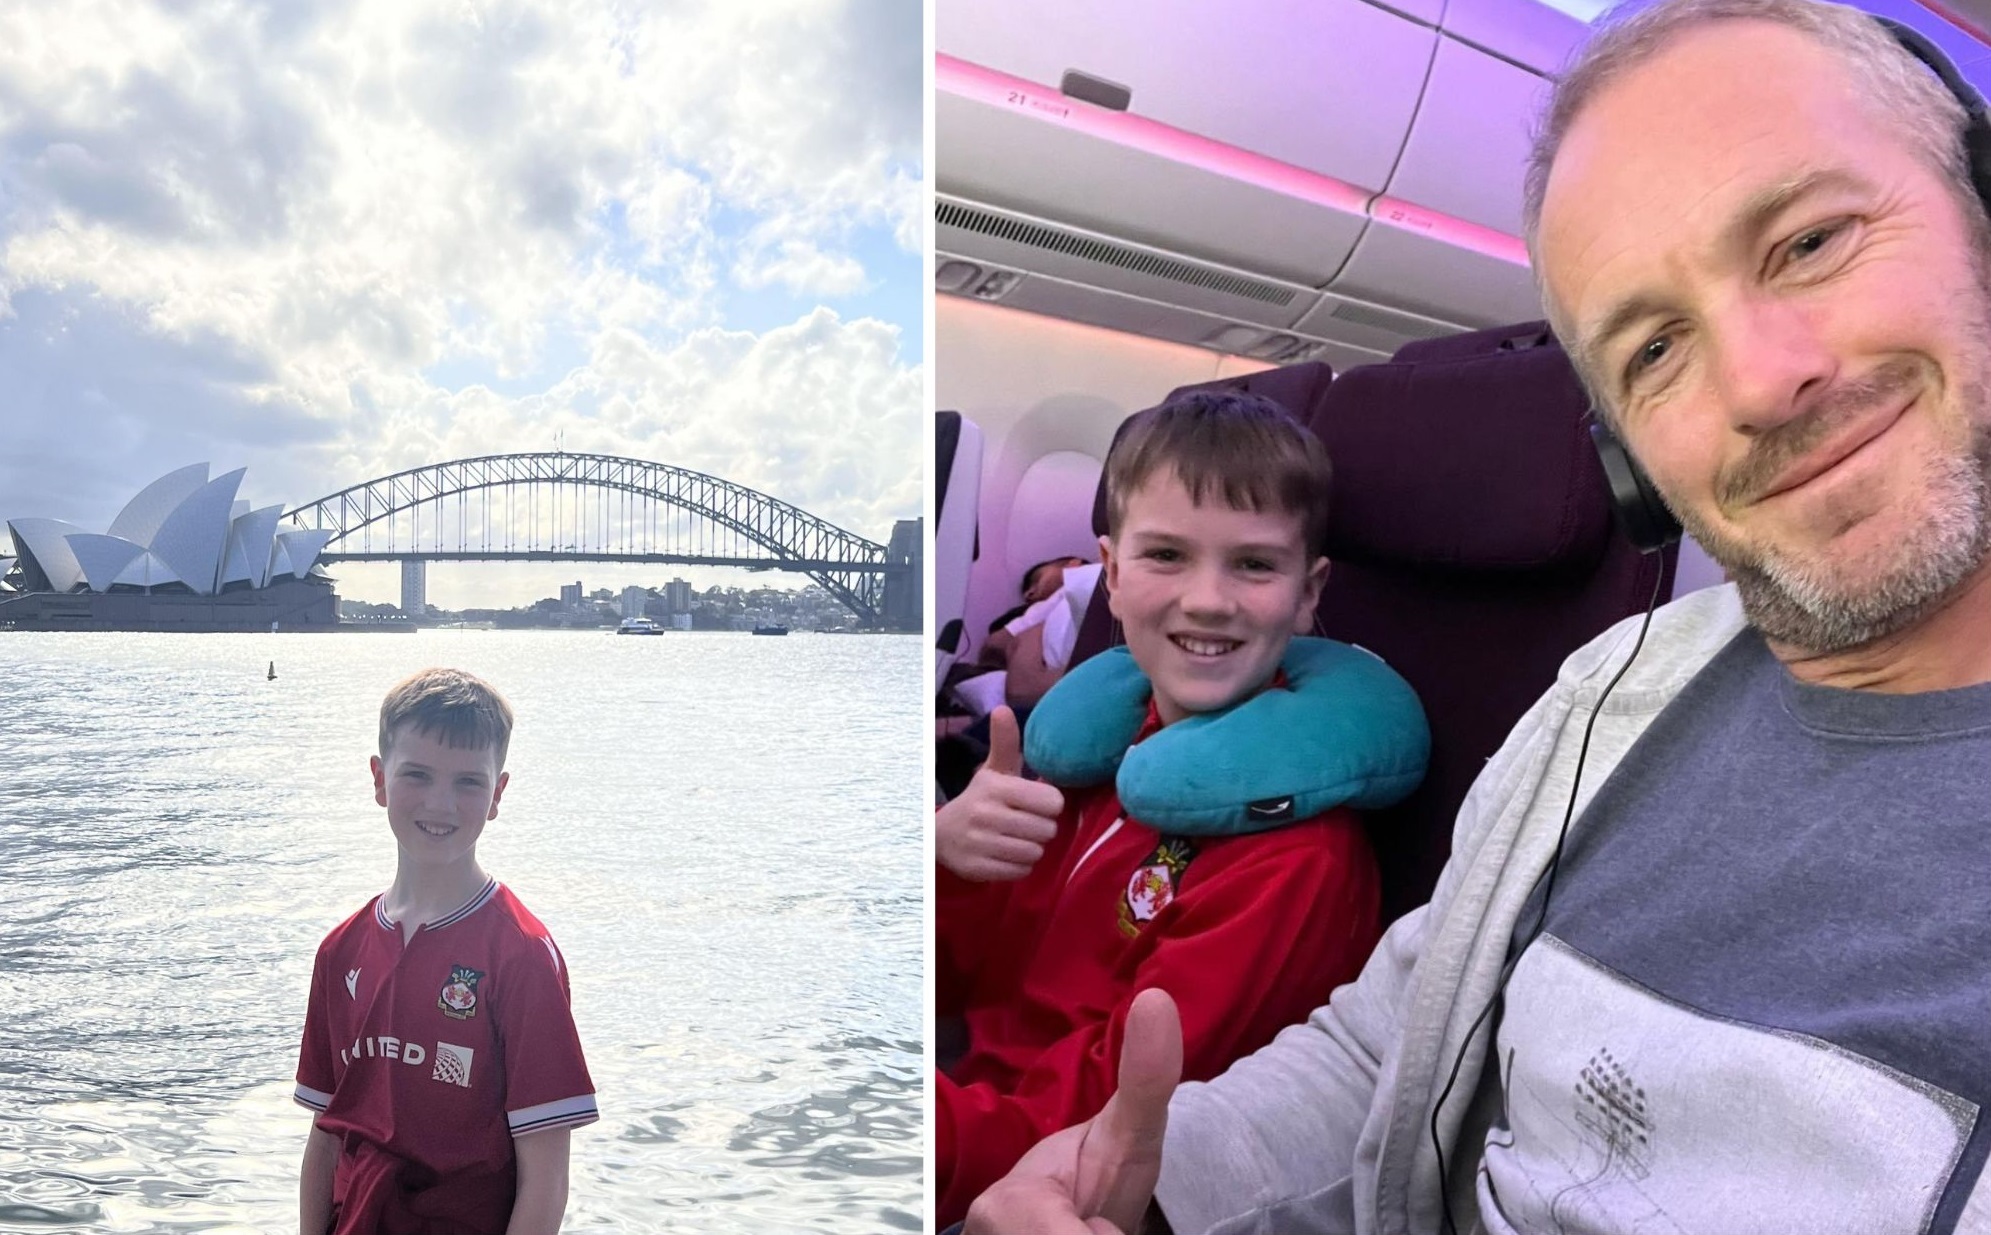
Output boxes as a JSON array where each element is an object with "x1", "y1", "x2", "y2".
[{"x1": 1152, "y1": 584, "x2": 1750, "y2": 1235}]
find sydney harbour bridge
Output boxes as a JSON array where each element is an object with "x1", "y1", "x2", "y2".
[{"x1": 282, "y1": 452, "x2": 920, "y2": 629}]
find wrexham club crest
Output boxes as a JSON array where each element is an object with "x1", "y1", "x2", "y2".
[
  {"x1": 1119, "y1": 837, "x2": 1198, "y2": 938},
  {"x1": 438, "y1": 965, "x2": 483, "y2": 1020}
]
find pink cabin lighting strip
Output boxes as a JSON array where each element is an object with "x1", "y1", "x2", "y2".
[{"x1": 935, "y1": 52, "x2": 1533, "y2": 270}]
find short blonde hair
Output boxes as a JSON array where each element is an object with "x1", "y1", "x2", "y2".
[{"x1": 378, "y1": 667, "x2": 515, "y2": 768}]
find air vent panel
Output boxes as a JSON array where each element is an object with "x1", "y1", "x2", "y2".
[
  {"x1": 1327, "y1": 299, "x2": 1455, "y2": 340},
  {"x1": 936, "y1": 200, "x2": 1297, "y2": 307}
]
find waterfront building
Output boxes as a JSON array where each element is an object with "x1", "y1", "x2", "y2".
[
  {"x1": 1, "y1": 464, "x2": 339, "y2": 631},
  {"x1": 401, "y1": 560, "x2": 427, "y2": 615}
]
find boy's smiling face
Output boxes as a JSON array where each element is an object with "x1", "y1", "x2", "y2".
[
  {"x1": 371, "y1": 726, "x2": 508, "y2": 867},
  {"x1": 1102, "y1": 469, "x2": 1328, "y2": 726}
]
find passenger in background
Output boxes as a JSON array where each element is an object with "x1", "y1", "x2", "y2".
[
  {"x1": 1024, "y1": 555, "x2": 1089, "y2": 605},
  {"x1": 932, "y1": 392, "x2": 1427, "y2": 1226},
  {"x1": 984, "y1": 555, "x2": 1103, "y2": 710},
  {"x1": 937, "y1": 558, "x2": 1100, "y2": 795}
]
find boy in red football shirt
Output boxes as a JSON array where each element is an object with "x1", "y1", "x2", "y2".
[
  {"x1": 934, "y1": 393, "x2": 1417, "y2": 1224},
  {"x1": 295, "y1": 668, "x2": 597, "y2": 1235}
]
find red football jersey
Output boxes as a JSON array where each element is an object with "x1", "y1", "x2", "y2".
[{"x1": 295, "y1": 880, "x2": 597, "y2": 1233}]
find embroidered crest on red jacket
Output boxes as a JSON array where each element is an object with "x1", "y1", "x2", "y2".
[
  {"x1": 1118, "y1": 837, "x2": 1198, "y2": 937},
  {"x1": 438, "y1": 965, "x2": 483, "y2": 1019}
]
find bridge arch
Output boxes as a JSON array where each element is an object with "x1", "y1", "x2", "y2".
[{"x1": 284, "y1": 452, "x2": 903, "y2": 625}]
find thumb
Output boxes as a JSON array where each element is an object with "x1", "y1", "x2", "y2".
[
  {"x1": 1090, "y1": 988, "x2": 1182, "y2": 1234},
  {"x1": 987, "y1": 705, "x2": 1024, "y2": 776},
  {"x1": 1110, "y1": 987, "x2": 1181, "y2": 1151}
]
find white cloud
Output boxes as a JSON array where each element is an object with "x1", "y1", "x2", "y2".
[
  {"x1": 0, "y1": 0, "x2": 923, "y2": 611},
  {"x1": 733, "y1": 227, "x2": 872, "y2": 299}
]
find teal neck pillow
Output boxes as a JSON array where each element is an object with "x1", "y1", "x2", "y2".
[{"x1": 1022, "y1": 637, "x2": 1429, "y2": 837}]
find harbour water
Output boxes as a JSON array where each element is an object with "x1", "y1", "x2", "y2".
[{"x1": 0, "y1": 630, "x2": 924, "y2": 1232}]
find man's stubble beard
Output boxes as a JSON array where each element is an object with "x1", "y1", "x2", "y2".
[{"x1": 1672, "y1": 272, "x2": 1991, "y2": 655}]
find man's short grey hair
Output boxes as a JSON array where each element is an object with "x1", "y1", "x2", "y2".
[{"x1": 1522, "y1": 0, "x2": 1976, "y2": 392}]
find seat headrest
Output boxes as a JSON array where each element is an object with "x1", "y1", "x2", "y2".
[
  {"x1": 1312, "y1": 336, "x2": 1612, "y2": 573},
  {"x1": 1391, "y1": 322, "x2": 1556, "y2": 365},
  {"x1": 1090, "y1": 362, "x2": 1333, "y2": 535}
]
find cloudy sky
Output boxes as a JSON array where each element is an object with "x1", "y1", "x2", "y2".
[{"x1": 0, "y1": 0, "x2": 923, "y2": 609}]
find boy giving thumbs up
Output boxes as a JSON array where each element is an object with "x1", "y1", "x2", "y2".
[{"x1": 933, "y1": 393, "x2": 1400, "y2": 1227}]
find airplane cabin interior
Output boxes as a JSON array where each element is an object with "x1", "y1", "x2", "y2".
[{"x1": 932, "y1": 0, "x2": 1991, "y2": 913}]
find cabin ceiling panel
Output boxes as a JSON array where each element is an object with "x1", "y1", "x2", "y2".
[
  {"x1": 937, "y1": 92, "x2": 1367, "y2": 286},
  {"x1": 1386, "y1": 36, "x2": 1549, "y2": 237},
  {"x1": 1331, "y1": 222, "x2": 1543, "y2": 327},
  {"x1": 936, "y1": 0, "x2": 1434, "y2": 190},
  {"x1": 940, "y1": 265, "x2": 1392, "y2": 371},
  {"x1": 1369, "y1": 0, "x2": 1445, "y2": 26},
  {"x1": 964, "y1": 268, "x2": 1247, "y2": 349},
  {"x1": 1864, "y1": 0, "x2": 1991, "y2": 73},
  {"x1": 1441, "y1": 0, "x2": 1586, "y2": 73},
  {"x1": 1292, "y1": 293, "x2": 1464, "y2": 356},
  {"x1": 1927, "y1": 0, "x2": 1991, "y2": 39}
]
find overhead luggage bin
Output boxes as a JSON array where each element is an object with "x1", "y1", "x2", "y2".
[
  {"x1": 1442, "y1": 0, "x2": 1587, "y2": 74},
  {"x1": 1385, "y1": 36, "x2": 1550, "y2": 238},
  {"x1": 935, "y1": 77, "x2": 1370, "y2": 289},
  {"x1": 1327, "y1": 209, "x2": 1541, "y2": 327},
  {"x1": 937, "y1": 0, "x2": 1434, "y2": 200},
  {"x1": 934, "y1": 0, "x2": 1581, "y2": 353}
]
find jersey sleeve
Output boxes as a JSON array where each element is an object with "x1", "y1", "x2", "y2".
[
  {"x1": 936, "y1": 795, "x2": 1082, "y2": 1017},
  {"x1": 294, "y1": 938, "x2": 337, "y2": 1113},
  {"x1": 497, "y1": 932, "x2": 599, "y2": 1138},
  {"x1": 935, "y1": 815, "x2": 1380, "y2": 1227},
  {"x1": 936, "y1": 865, "x2": 1021, "y2": 1016}
]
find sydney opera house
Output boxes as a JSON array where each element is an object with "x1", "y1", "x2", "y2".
[{"x1": 1, "y1": 464, "x2": 341, "y2": 631}]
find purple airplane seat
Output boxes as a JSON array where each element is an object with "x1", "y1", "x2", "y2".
[
  {"x1": 1308, "y1": 324, "x2": 1676, "y2": 920},
  {"x1": 1067, "y1": 329, "x2": 1676, "y2": 921}
]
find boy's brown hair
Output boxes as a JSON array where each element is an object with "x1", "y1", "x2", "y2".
[
  {"x1": 378, "y1": 668, "x2": 515, "y2": 769},
  {"x1": 1104, "y1": 390, "x2": 1334, "y2": 557}
]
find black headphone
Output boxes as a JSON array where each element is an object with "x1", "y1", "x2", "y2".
[{"x1": 1588, "y1": 15, "x2": 1991, "y2": 554}]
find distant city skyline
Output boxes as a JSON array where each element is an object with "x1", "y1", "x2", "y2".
[
  {"x1": 375, "y1": 574, "x2": 843, "y2": 615},
  {"x1": 0, "y1": 0, "x2": 922, "y2": 609}
]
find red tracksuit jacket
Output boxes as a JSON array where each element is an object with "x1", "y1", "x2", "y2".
[{"x1": 934, "y1": 709, "x2": 1382, "y2": 1227}]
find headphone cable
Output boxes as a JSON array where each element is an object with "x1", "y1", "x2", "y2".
[{"x1": 1433, "y1": 561, "x2": 1666, "y2": 1235}]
